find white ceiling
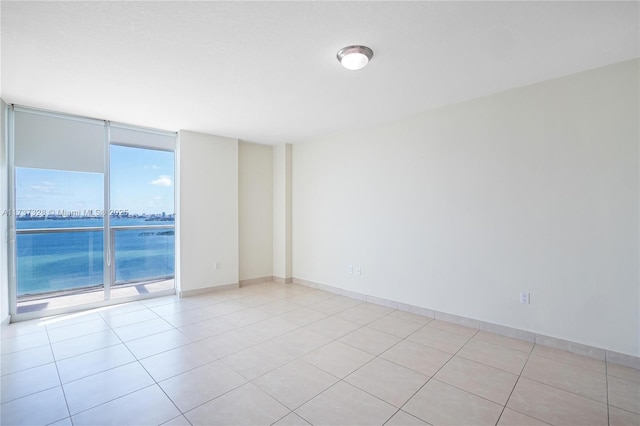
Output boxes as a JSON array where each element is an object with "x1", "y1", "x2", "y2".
[{"x1": 1, "y1": 1, "x2": 638, "y2": 145}]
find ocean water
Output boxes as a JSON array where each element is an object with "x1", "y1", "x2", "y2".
[{"x1": 16, "y1": 218, "x2": 174, "y2": 296}]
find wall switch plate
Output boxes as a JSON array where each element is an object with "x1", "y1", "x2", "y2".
[
  {"x1": 348, "y1": 265, "x2": 353, "y2": 274},
  {"x1": 356, "y1": 266, "x2": 362, "y2": 275},
  {"x1": 520, "y1": 291, "x2": 530, "y2": 304}
]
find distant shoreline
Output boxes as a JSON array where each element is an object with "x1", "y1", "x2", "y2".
[{"x1": 16, "y1": 216, "x2": 175, "y2": 221}]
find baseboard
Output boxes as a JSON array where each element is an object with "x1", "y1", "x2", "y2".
[
  {"x1": 239, "y1": 276, "x2": 273, "y2": 287},
  {"x1": 179, "y1": 282, "x2": 239, "y2": 297},
  {"x1": 292, "y1": 278, "x2": 639, "y2": 369},
  {"x1": 273, "y1": 276, "x2": 293, "y2": 284}
]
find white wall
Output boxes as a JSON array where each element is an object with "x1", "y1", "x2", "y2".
[
  {"x1": 239, "y1": 141, "x2": 273, "y2": 281},
  {"x1": 0, "y1": 99, "x2": 8, "y2": 322},
  {"x1": 179, "y1": 130, "x2": 239, "y2": 293},
  {"x1": 273, "y1": 143, "x2": 292, "y2": 280},
  {"x1": 292, "y1": 59, "x2": 639, "y2": 356}
]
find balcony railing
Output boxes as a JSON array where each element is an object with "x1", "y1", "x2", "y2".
[{"x1": 16, "y1": 225, "x2": 174, "y2": 299}]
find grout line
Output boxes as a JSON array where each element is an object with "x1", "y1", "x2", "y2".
[
  {"x1": 389, "y1": 327, "x2": 479, "y2": 424},
  {"x1": 494, "y1": 341, "x2": 536, "y2": 425},
  {"x1": 44, "y1": 323, "x2": 73, "y2": 426}
]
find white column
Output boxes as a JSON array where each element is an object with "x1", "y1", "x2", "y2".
[{"x1": 273, "y1": 143, "x2": 292, "y2": 282}]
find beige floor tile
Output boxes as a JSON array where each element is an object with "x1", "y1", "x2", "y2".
[
  {"x1": 457, "y1": 339, "x2": 529, "y2": 374},
  {"x1": 531, "y1": 345, "x2": 605, "y2": 374},
  {"x1": 139, "y1": 295, "x2": 179, "y2": 308},
  {"x1": 177, "y1": 316, "x2": 237, "y2": 341},
  {"x1": 296, "y1": 381, "x2": 396, "y2": 426},
  {"x1": 286, "y1": 290, "x2": 335, "y2": 306},
  {"x1": 56, "y1": 344, "x2": 135, "y2": 383},
  {"x1": 1, "y1": 319, "x2": 47, "y2": 340},
  {"x1": 609, "y1": 406, "x2": 640, "y2": 426},
  {"x1": 100, "y1": 308, "x2": 159, "y2": 328},
  {"x1": 49, "y1": 418, "x2": 72, "y2": 426},
  {"x1": 506, "y1": 377, "x2": 608, "y2": 425},
  {"x1": 50, "y1": 330, "x2": 121, "y2": 360},
  {"x1": 337, "y1": 303, "x2": 394, "y2": 325},
  {"x1": 608, "y1": 362, "x2": 640, "y2": 383},
  {"x1": 112, "y1": 317, "x2": 174, "y2": 342},
  {"x1": 150, "y1": 299, "x2": 201, "y2": 316},
  {"x1": 71, "y1": 385, "x2": 180, "y2": 426},
  {"x1": 522, "y1": 354, "x2": 607, "y2": 402},
  {"x1": 367, "y1": 315, "x2": 424, "y2": 338},
  {"x1": 497, "y1": 408, "x2": 550, "y2": 426},
  {"x1": 190, "y1": 294, "x2": 238, "y2": 308},
  {"x1": 304, "y1": 315, "x2": 361, "y2": 340},
  {"x1": 125, "y1": 328, "x2": 192, "y2": 359},
  {"x1": 0, "y1": 344, "x2": 54, "y2": 375},
  {"x1": 236, "y1": 294, "x2": 279, "y2": 308},
  {"x1": 159, "y1": 360, "x2": 246, "y2": 412},
  {"x1": 473, "y1": 330, "x2": 534, "y2": 353},
  {"x1": 608, "y1": 375, "x2": 640, "y2": 414},
  {"x1": 97, "y1": 301, "x2": 147, "y2": 317},
  {"x1": 380, "y1": 339, "x2": 451, "y2": 377},
  {"x1": 44, "y1": 312, "x2": 104, "y2": 329},
  {"x1": 203, "y1": 300, "x2": 248, "y2": 317},
  {"x1": 1, "y1": 363, "x2": 60, "y2": 403},
  {"x1": 254, "y1": 359, "x2": 338, "y2": 410},
  {"x1": 384, "y1": 410, "x2": 430, "y2": 425},
  {"x1": 309, "y1": 295, "x2": 362, "y2": 315},
  {"x1": 273, "y1": 412, "x2": 312, "y2": 425},
  {"x1": 339, "y1": 326, "x2": 401, "y2": 355},
  {"x1": 271, "y1": 327, "x2": 332, "y2": 357},
  {"x1": 140, "y1": 342, "x2": 218, "y2": 381},
  {"x1": 0, "y1": 386, "x2": 68, "y2": 426},
  {"x1": 196, "y1": 328, "x2": 263, "y2": 359},
  {"x1": 279, "y1": 307, "x2": 328, "y2": 327},
  {"x1": 242, "y1": 316, "x2": 299, "y2": 341},
  {"x1": 303, "y1": 341, "x2": 373, "y2": 378},
  {"x1": 185, "y1": 382, "x2": 289, "y2": 426},
  {"x1": 162, "y1": 308, "x2": 216, "y2": 328},
  {"x1": 406, "y1": 326, "x2": 470, "y2": 354},
  {"x1": 435, "y1": 356, "x2": 518, "y2": 405},
  {"x1": 0, "y1": 331, "x2": 50, "y2": 355},
  {"x1": 387, "y1": 310, "x2": 433, "y2": 325},
  {"x1": 223, "y1": 340, "x2": 296, "y2": 380},
  {"x1": 345, "y1": 357, "x2": 428, "y2": 407},
  {"x1": 63, "y1": 362, "x2": 154, "y2": 414},
  {"x1": 427, "y1": 319, "x2": 478, "y2": 337},
  {"x1": 46, "y1": 318, "x2": 111, "y2": 343},
  {"x1": 222, "y1": 307, "x2": 273, "y2": 327},
  {"x1": 4, "y1": 282, "x2": 630, "y2": 426},
  {"x1": 256, "y1": 299, "x2": 301, "y2": 315},
  {"x1": 404, "y1": 379, "x2": 503, "y2": 426},
  {"x1": 160, "y1": 415, "x2": 192, "y2": 426}
]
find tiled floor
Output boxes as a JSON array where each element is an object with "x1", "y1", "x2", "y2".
[{"x1": 1, "y1": 282, "x2": 638, "y2": 426}]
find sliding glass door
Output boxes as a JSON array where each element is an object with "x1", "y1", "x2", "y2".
[
  {"x1": 9, "y1": 106, "x2": 176, "y2": 319},
  {"x1": 15, "y1": 168, "x2": 105, "y2": 313},
  {"x1": 109, "y1": 144, "x2": 175, "y2": 301}
]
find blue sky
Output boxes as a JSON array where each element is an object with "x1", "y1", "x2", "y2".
[{"x1": 16, "y1": 146, "x2": 174, "y2": 215}]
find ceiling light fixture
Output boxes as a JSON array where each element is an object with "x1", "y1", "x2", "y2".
[{"x1": 337, "y1": 45, "x2": 373, "y2": 71}]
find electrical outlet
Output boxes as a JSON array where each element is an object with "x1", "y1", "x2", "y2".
[
  {"x1": 356, "y1": 266, "x2": 362, "y2": 275},
  {"x1": 214, "y1": 260, "x2": 220, "y2": 270},
  {"x1": 520, "y1": 291, "x2": 530, "y2": 304},
  {"x1": 348, "y1": 265, "x2": 353, "y2": 274}
]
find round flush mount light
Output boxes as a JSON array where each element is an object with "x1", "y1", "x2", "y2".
[{"x1": 337, "y1": 45, "x2": 373, "y2": 71}]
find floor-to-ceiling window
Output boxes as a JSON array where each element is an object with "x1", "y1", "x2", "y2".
[
  {"x1": 107, "y1": 126, "x2": 176, "y2": 303},
  {"x1": 9, "y1": 106, "x2": 176, "y2": 319}
]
